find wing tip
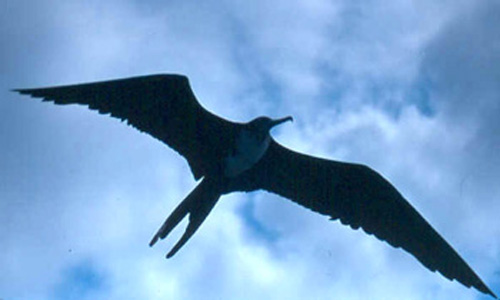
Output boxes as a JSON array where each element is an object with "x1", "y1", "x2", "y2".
[
  {"x1": 11, "y1": 88, "x2": 28, "y2": 94},
  {"x1": 434, "y1": 263, "x2": 497, "y2": 298},
  {"x1": 474, "y1": 281, "x2": 497, "y2": 299},
  {"x1": 11, "y1": 88, "x2": 47, "y2": 99},
  {"x1": 467, "y1": 280, "x2": 497, "y2": 299}
]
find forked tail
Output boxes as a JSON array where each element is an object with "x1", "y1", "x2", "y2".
[{"x1": 149, "y1": 177, "x2": 222, "y2": 258}]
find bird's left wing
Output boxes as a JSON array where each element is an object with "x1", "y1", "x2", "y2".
[
  {"x1": 230, "y1": 140, "x2": 496, "y2": 298},
  {"x1": 14, "y1": 74, "x2": 236, "y2": 179}
]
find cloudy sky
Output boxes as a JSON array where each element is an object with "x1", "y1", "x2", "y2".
[{"x1": 1, "y1": 0, "x2": 499, "y2": 299}]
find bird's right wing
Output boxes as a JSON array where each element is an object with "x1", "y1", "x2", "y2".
[
  {"x1": 14, "y1": 74, "x2": 236, "y2": 179},
  {"x1": 231, "y1": 140, "x2": 496, "y2": 298}
]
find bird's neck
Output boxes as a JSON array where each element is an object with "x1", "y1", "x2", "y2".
[{"x1": 223, "y1": 129, "x2": 271, "y2": 177}]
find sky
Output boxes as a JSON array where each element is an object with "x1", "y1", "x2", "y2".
[{"x1": 1, "y1": 0, "x2": 499, "y2": 299}]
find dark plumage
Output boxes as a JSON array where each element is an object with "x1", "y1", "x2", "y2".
[{"x1": 14, "y1": 74, "x2": 496, "y2": 298}]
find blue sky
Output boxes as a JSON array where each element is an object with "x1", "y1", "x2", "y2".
[{"x1": 1, "y1": 0, "x2": 499, "y2": 299}]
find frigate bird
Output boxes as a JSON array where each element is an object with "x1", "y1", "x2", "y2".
[{"x1": 14, "y1": 74, "x2": 496, "y2": 298}]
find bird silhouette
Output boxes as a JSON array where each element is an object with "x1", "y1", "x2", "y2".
[{"x1": 14, "y1": 74, "x2": 496, "y2": 298}]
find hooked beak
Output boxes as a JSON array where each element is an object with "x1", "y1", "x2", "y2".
[{"x1": 270, "y1": 115, "x2": 294, "y2": 129}]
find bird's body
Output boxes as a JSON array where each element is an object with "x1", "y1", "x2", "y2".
[
  {"x1": 224, "y1": 124, "x2": 272, "y2": 177},
  {"x1": 14, "y1": 74, "x2": 496, "y2": 298}
]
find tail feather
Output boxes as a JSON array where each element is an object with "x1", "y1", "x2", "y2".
[{"x1": 150, "y1": 177, "x2": 222, "y2": 258}]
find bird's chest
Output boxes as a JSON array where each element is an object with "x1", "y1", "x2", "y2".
[{"x1": 223, "y1": 130, "x2": 270, "y2": 177}]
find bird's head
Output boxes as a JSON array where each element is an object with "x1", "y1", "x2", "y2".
[{"x1": 247, "y1": 116, "x2": 294, "y2": 133}]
